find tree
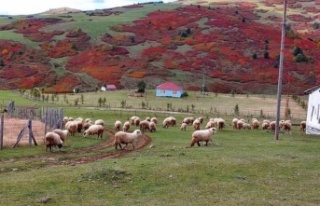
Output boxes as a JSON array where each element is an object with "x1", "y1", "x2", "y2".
[
  {"x1": 234, "y1": 104, "x2": 239, "y2": 116},
  {"x1": 137, "y1": 81, "x2": 146, "y2": 93}
]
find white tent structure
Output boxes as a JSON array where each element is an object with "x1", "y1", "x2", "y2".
[{"x1": 306, "y1": 87, "x2": 320, "y2": 135}]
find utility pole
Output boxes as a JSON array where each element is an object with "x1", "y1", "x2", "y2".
[{"x1": 275, "y1": 0, "x2": 287, "y2": 140}]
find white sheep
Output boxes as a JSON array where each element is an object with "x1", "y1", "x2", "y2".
[
  {"x1": 251, "y1": 118, "x2": 260, "y2": 129},
  {"x1": 65, "y1": 121, "x2": 78, "y2": 136},
  {"x1": 94, "y1": 119, "x2": 105, "y2": 126},
  {"x1": 114, "y1": 129, "x2": 142, "y2": 150},
  {"x1": 150, "y1": 117, "x2": 158, "y2": 125},
  {"x1": 216, "y1": 118, "x2": 225, "y2": 131},
  {"x1": 196, "y1": 116, "x2": 204, "y2": 124},
  {"x1": 149, "y1": 121, "x2": 157, "y2": 133},
  {"x1": 205, "y1": 120, "x2": 216, "y2": 129},
  {"x1": 162, "y1": 117, "x2": 172, "y2": 128},
  {"x1": 44, "y1": 131, "x2": 63, "y2": 152},
  {"x1": 123, "y1": 121, "x2": 130, "y2": 132},
  {"x1": 232, "y1": 118, "x2": 239, "y2": 129},
  {"x1": 83, "y1": 122, "x2": 93, "y2": 131},
  {"x1": 180, "y1": 122, "x2": 188, "y2": 131},
  {"x1": 83, "y1": 124, "x2": 104, "y2": 139},
  {"x1": 52, "y1": 129, "x2": 69, "y2": 142},
  {"x1": 192, "y1": 119, "x2": 201, "y2": 130},
  {"x1": 300, "y1": 120, "x2": 306, "y2": 132},
  {"x1": 190, "y1": 127, "x2": 217, "y2": 147},
  {"x1": 280, "y1": 120, "x2": 292, "y2": 134},
  {"x1": 114, "y1": 120, "x2": 122, "y2": 131},
  {"x1": 183, "y1": 117, "x2": 194, "y2": 125},
  {"x1": 130, "y1": 116, "x2": 140, "y2": 126},
  {"x1": 139, "y1": 120, "x2": 150, "y2": 132}
]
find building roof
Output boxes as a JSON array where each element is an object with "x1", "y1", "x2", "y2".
[
  {"x1": 156, "y1": 82, "x2": 182, "y2": 90},
  {"x1": 106, "y1": 84, "x2": 117, "y2": 90},
  {"x1": 304, "y1": 86, "x2": 320, "y2": 95}
]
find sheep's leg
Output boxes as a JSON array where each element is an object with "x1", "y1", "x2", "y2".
[
  {"x1": 122, "y1": 143, "x2": 128, "y2": 149},
  {"x1": 197, "y1": 141, "x2": 201, "y2": 146}
]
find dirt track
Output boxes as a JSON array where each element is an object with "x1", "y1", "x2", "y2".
[{"x1": 0, "y1": 130, "x2": 152, "y2": 172}]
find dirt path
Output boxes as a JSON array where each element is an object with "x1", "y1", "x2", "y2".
[{"x1": 0, "y1": 130, "x2": 153, "y2": 173}]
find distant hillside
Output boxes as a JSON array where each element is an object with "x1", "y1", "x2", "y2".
[
  {"x1": 42, "y1": 7, "x2": 82, "y2": 15},
  {"x1": 0, "y1": 0, "x2": 319, "y2": 94}
]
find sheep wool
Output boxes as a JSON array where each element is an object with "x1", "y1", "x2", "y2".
[
  {"x1": 114, "y1": 129, "x2": 142, "y2": 150},
  {"x1": 83, "y1": 124, "x2": 104, "y2": 139},
  {"x1": 52, "y1": 129, "x2": 69, "y2": 142},
  {"x1": 190, "y1": 127, "x2": 216, "y2": 147},
  {"x1": 45, "y1": 132, "x2": 63, "y2": 152}
]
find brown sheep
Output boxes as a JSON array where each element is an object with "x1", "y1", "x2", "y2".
[{"x1": 45, "y1": 132, "x2": 63, "y2": 152}]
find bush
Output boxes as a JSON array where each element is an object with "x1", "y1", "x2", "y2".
[{"x1": 181, "y1": 92, "x2": 189, "y2": 98}]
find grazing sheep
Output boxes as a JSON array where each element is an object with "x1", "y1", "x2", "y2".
[
  {"x1": 232, "y1": 118, "x2": 239, "y2": 129},
  {"x1": 149, "y1": 121, "x2": 157, "y2": 133},
  {"x1": 236, "y1": 119, "x2": 245, "y2": 130},
  {"x1": 168, "y1": 116, "x2": 176, "y2": 127},
  {"x1": 251, "y1": 118, "x2": 260, "y2": 129},
  {"x1": 123, "y1": 121, "x2": 130, "y2": 132},
  {"x1": 300, "y1": 120, "x2": 306, "y2": 132},
  {"x1": 52, "y1": 129, "x2": 69, "y2": 142},
  {"x1": 75, "y1": 120, "x2": 83, "y2": 133},
  {"x1": 130, "y1": 116, "x2": 140, "y2": 126},
  {"x1": 83, "y1": 122, "x2": 93, "y2": 131},
  {"x1": 216, "y1": 118, "x2": 225, "y2": 131},
  {"x1": 242, "y1": 123, "x2": 252, "y2": 130},
  {"x1": 83, "y1": 124, "x2": 104, "y2": 139},
  {"x1": 45, "y1": 132, "x2": 63, "y2": 152},
  {"x1": 192, "y1": 119, "x2": 201, "y2": 130},
  {"x1": 280, "y1": 120, "x2": 292, "y2": 134},
  {"x1": 190, "y1": 127, "x2": 217, "y2": 147},
  {"x1": 139, "y1": 120, "x2": 150, "y2": 132},
  {"x1": 162, "y1": 117, "x2": 173, "y2": 128},
  {"x1": 150, "y1": 117, "x2": 158, "y2": 125},
  {"x1": 262, "y1": 119, "x2": 271, "y2": 130},
  {"x1": 95, "y1": 119, "x2": 105, "y2": 126},
  {"x1": 180, "y1": 122, "x2": 188, "y2": 131},
  {"x1": 114, "y1": 129, "x2": 142, "y2": 150},
  {"x1": 114, "y1": 120, "x2": 122, "y2": 131},
  {"x1": 65, "y1": 121, "x2": 77, "y2": 136},
  {"x1": 183, "y1": 117, "x2": 194, "y2": 125},
  {"x1": 196, "y1": 117, "x2": 204, "y2": 124},
  {"x1": 205, "y1": 120, "x2": 216, "y2": 129},
  {"x1": 269, "y1": 121, "x2": 276, "y2": 131}
]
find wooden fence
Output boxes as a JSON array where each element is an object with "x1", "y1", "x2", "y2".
[{"x1": 0, "y1": 101, "x2": 63, "y2": 150}]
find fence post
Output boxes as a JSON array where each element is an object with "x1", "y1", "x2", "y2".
[{"x1": 0, "y1": 115, "x2": 3, "y2": 150}]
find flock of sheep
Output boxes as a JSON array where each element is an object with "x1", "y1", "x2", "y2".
[{"x1": 44, "y1": 114, "x2": 307, "y2": 152}]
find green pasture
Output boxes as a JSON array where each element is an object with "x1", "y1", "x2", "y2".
[
  {"x1": 0, "y1": 90, "x2": 318, "y2": 205},
  {"x1": 42, "y1": 3, "x2": 179, "y2": 43},
  {"x1": 0, "y1": 106, "x2": 319, "y2": 205}
]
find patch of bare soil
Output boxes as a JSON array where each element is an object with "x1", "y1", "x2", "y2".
[
  {"x1": 0, "y1": 127, "x2": 152, "y2": 173},
  {"x1": 1, "y1": 117, "x2": 45, "y2": 147}
]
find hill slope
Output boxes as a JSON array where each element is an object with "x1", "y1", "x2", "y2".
[{"x1": 0, "y1": 0, "x2": 319, "y2": 94}]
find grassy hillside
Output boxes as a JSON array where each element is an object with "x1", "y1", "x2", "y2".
[
  {"x1": 0, "y1": 0, "x2": 319, "y2": 94},
  {"x1": 0, "y1": 93, "x2": 317, "y2": 205}
]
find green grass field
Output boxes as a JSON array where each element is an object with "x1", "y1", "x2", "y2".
[{"x1": 0, "y1": 90, "x2": 317, "y2": 205}]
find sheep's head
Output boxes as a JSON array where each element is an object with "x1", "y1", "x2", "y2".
[
  {"x1": 83, "y1": 131, "x2": 87, "y2": 137},
  {"x1": 134, "y1": 129, "x2": 142, "y2": 136},
  {"x1": 210, "y1": 127, "x2": 217, "y2": 134}
]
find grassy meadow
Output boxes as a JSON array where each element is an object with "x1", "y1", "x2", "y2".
[{"x1": 0, "y1": 90, "x2": 318, "y2": 205}]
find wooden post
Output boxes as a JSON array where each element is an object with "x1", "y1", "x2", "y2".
[
  {"x1": 0, "y1": 115, "x2": 3, "y2": 150},
  {"x1": 28, "y1": 119, "x2": 37, "y2": 146}
]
